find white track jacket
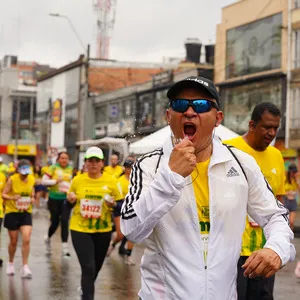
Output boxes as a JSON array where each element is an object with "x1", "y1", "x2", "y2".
[{"x1": 121, "y1": 137, "x2": 295, "y2": 300}]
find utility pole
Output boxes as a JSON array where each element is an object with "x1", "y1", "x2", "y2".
[
  {"x1": 13, "y1": 98, "x2": 20, "y2": 162},
  {"x1": 77, "y1": 44, "x2": 90, "y2": 142},
  {"x1": 285, "y1": 0, "x2": 292, "y2": 148}
]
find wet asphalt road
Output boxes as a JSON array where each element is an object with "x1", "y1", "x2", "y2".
[{"x1": 0, "y1": 202, "x2": 299, "y2": 300}]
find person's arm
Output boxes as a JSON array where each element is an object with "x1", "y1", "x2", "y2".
[
  {"x1": 41, "y1": 173, "x2": 57, "y2": 186},
  {"x1": 242, "y1": 155, "x2": 295, "y2": 277},
  {"x1": 2, "y1": 177, "x2": 20, "y2": 202},
  {"x1": 121, "y1": 160, "x2": 184, "y2": 243},
  {"x1": 66, "y1": 178, "x2": 77, "y2": 208},
  {"x1": 31, "y1": 186, "x2": 35, "y2": 204}
]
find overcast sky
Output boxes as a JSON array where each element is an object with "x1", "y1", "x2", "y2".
[{"x1": 0, "y1": 0, "x2": 235, "y2": 68}]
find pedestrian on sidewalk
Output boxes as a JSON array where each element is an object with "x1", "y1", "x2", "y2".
[
  {"x1": 2, "y1": 159, "x2": 35, "y2": 278},
  {"x1": 42, "y1": 151, "x2": 73, "y2": 257},
  {"x1": 67, "y1": 147, "x2": 122, "y2": 300},
  {"x1": 121, "y1": 76, "x2": 295, "y2": 300},
  {"x1": 224, "y1": 102, "x2": 286, "y2": 300}
]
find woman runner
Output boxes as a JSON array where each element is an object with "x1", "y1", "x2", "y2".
[
  {"x1": 2, "y1": 159, "x2": 35, "y2": 278},
  {"x1": 67, "y1": 146, "x2": 122, "y2": 300}
]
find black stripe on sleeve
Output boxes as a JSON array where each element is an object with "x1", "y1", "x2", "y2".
[{"x1": 121, "y1": 149, "x2": 163, "y2": 220}]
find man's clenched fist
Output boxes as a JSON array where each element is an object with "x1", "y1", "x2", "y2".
[{"x1": 169, "y1": 138, "x2": 196, "y2": 177}]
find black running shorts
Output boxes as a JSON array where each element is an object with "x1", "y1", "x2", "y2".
[{"x1": 4, "y1": 212, "x2": 32, "y2": 230}]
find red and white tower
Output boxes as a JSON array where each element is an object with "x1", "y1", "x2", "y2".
[{"x1": 93, "y1": 0, "x2": 117, "y2": 59}]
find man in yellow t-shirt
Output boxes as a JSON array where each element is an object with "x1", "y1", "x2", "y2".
[
  {"x1": 104, "y1": 154, "x2": 123, "y2": 178},
  {"x1": 224, "y1": 102, "x2": 285, "y2": 300}
]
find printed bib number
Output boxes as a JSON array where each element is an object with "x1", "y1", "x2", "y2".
[
  {"x1": 16, "y1": 197, "x2": 31, "y2": 211},
  {"x1": 80, "y1": 199, "x2": 102, "y2": 219}
]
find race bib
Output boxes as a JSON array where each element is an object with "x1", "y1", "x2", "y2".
[
  {"x1": 16, "y1": 197, "x2": 31, "y2": 211},
  {"x1": 80, "y1": 199, "x2": 102, "y2": 219}
]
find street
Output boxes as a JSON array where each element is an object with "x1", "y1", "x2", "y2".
[{"x1": 0, "y1": 204, "x2": 299, "y2": 300}]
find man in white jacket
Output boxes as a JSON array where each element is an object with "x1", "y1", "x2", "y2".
[{"x1": 120, "y1": 76, "x2": 295, "y2": 300}]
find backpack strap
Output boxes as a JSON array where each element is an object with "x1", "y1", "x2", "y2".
[{"x1": 224, "y1": 144, "x2": 248, "y2": 181}]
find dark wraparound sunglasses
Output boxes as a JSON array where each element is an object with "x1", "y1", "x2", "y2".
[{"x1": 169, "y1": 99, "x2": 219, "y2": 114}]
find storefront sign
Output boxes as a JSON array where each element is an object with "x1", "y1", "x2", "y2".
[{"x1": 7, "y1": 144, "x2": 37, "y2": 156}]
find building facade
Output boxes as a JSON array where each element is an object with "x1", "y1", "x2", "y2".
[
  {"x1": 0, "y1": 67, "x2": 38, "y2": 164},
  {"x1": 215, "y1": 0, "x2": 299, "y2": 163},
  {"x1": 36, "y1": 56, "x2": 178, "y2": 164},
  {"x1": 93, "y1": 65, "x2": 213, "y2": 141}
]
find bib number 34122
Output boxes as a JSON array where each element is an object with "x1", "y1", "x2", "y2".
[
  {"x1": 16, "y1": 197, "x2": 31, "y2": 211},
  {"x1": 80, "y1": 199, "x2": 102, "y2": 219}
]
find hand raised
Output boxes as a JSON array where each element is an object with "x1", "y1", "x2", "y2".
[{"x1": 169, "y1": 138, "x2": 196, "y2": 177}]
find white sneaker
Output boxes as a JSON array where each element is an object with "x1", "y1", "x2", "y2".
[
  {"x1": 124, "y1": 255, "x2": 135, "y2": 266},
  {"x1": 6, "y1": 263, "x2": 15, "y2": 276},
  {"x1": 62, "y1": 243, "x2": 71, "y2": 258},
  {"x1": 20, "y1": 264, "x2": 32, "y2": 279},
  {"x1": 44, "y1": 235, "x2": 51, "y2": 253}
]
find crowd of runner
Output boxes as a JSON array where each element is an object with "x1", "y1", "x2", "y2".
[
  {"x1": 0, "y1": 149, "x2": 136, "y2": 299},
  {"x1": 0, "y1": 128, "x2": 299, "y2": 299}
]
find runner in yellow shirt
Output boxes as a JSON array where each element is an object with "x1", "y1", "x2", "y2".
[
  {"x1": 67, "y1": 147, "x2": 122, "y2": 300},
  {"x1": 107, "y1": 158, "x2": 136, "y2": 264},
  {"x1": 224, "y1": 102, "x2": 285, "y2": 300},
  {"x1": 0, "y1": 171, "x2": 6, "y2": 267},
  {"x1": 284, "y1": 164, "x2": 300, "y2": 231},
  {"x1": 42, "y1": 152, "x2": 73, "y2": 257},
  {"x1": 2, "y1": 159, "x2": 35, "y2": 278},
  {"x1": 104, "y1": 154, "x2": 123, "y2": 178}
]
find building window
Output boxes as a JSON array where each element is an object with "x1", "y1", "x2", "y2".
[
  {"x1": 11, "y1": 96, "x2": 37, "y2": 141},
  {"x1": 136, "y1": 92, "x2": 154, "y2": 131},
  {"x1": 222, "y1": 79, "x2": 282, "y2": 134},
  {"x1": 155, "y1": 89, "x2": 169, "y2": 128},
  {"x1": 122, "y1": 98, "x2": 135, "y2": 119},
  {"x1": 295, "y1": 0, "x2": 300, "y2": 9},
  {"x1": 226, "y1": 13, "x2": 282, "y2": 79},
  {"x1": 294, "y1": 30, "x2": 300, "y2": 68},
  {"x1": 95, "y1": 105, "x2": 107, "y2": 124},
  {"x1": 108, "y1": 103, "x2": 120, "y2": 123},
  {"x1": 65, "y1": 107, "x2": 78, "y2": 150},
  {"x1": 291, "y1": 88, "x2": 300, "y2": 129}
]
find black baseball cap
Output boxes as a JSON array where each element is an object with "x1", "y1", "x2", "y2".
[{"x1": 167, "y1": 76, "x2": 220, "y2": 105}]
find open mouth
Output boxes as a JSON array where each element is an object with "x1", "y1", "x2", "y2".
[{"x1": 183, "y1": 124, "x2": 196, "y2": 139}]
